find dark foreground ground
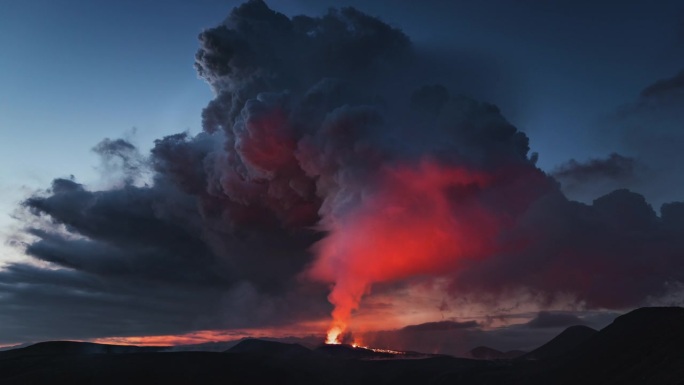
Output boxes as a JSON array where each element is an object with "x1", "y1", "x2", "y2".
[{"x1": 2, "y1": 307, "x2": 684, "y2": 385}]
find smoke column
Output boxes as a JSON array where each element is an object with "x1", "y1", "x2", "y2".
[
  {"x1": 308, "y1": 161, "x2": 505, "y2": 343},
  {"x1": 189, "y1": 0, "x2": 551, "y2": 343}
]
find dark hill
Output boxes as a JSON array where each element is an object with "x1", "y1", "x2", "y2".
[
  {"x1": 226, "y1": 339, "x2": 312, "y2": 359},
  {"x1": 539, "y1": 307, "x2": 684, "y2": 385},
  {"x1": 504, "y1": 350, "x2": 526, "y2": 359},
  {"x1": 468, "y1": 346, "x2": 526, "y2": 360},
  {"x1": 1, "y1": 307, "x2": 684, "y2": 384},
  {"x1": 0, "y1": 341, "x2": 167, "y2": 359},
  {"x1": 469, "y1": 346, "x2": 503, "y2": 359},
  {"x1": 522, "y1": 325, "x2": 597, "y2": 360}
]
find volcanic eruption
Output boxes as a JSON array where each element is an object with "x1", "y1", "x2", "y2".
[
  {"x1": 309, "y1": 161, "x2": 501, "y2": 344},
  {"x1": 190, "y1": 0, "x2": 560, "y2": 345},
  {"x1": 9, "y1": 0, "x2": 684, "y2": 353}
]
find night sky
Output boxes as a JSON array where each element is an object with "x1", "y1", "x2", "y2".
[{"x1": 1, "y1": 0, "x2": 683, "y2": 354}]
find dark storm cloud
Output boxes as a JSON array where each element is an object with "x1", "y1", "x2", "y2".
[
  {"x1": 401, "y1": 320, "x2": 479, "y2": 332},
  {"x1": 550, "y1": 152, "x2": 639, "y2": 201},
  {"x1": 505, "y1": 69, "x2": 684, "y2": 310},
  {"x1": 639, "y1": 69, "x2": 684, "y2": 100},
  {"x1": 552, "y1": 153, "x2": 635, "y2": 183},
  {"x1": 3, "y1": 0, "x2": 684, "y2": 346},
  {"x1": 600, "y1": 68, "x2": 684, "y2": 207},
  {"x1": 448, "y1": 188, "x2": 684, "y2": 309},
  {"x1": 4, "y1": 145, "x2": 329, "y2": 344},
  {"x1": 0, "y1": 261, "x2": 325, "y2": 342},
  {"x1": 0, "y1": 0, "x2": 416, "y2": 344}
]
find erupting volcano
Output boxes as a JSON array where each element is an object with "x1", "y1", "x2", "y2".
[
  {"x1": 5, "y1": 3, "x2": 684, "y2": 379},
  {"x1": 311, "y1": 161, "x2": 504, "y2": 344}
]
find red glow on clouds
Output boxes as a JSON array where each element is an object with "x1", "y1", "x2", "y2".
[
  {"x1": 93, "y1": 332, "x2": 229, "y2": 346},
  {"x1": 237, "y1": 106, "x2": 297, "y2": 176},
  {"x1": 91, "y1": 322, "x2": 328, "y2": 346},
  {"x1": 309, "y1": 160, "x2": 503, "y2": 343}
]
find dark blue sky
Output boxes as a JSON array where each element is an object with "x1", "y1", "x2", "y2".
[{"x1": 2, "y1": 0, "x2": 682, "y2": 196}]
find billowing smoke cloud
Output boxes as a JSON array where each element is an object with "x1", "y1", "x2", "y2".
[
  {"x1": 2, "y1": 0, "x2": 684, "y2": 347},
  {"x1": 448, "y1": 189, "x2": 684, "y2": 309},
  {"x1": 192, "y1": 0, "x2": 556, "y2": 343}
]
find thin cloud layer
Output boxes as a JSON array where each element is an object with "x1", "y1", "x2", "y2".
[
  {"x1": 603, "y1": 69, "x2": 684, "y2": 207},
  {"x1": 526, "y1": 312, "x2": 585, "y2": 329},
  {"x1": 552, "y1": 153, "x2": 636, "y2": 185},
  {"x1": 360, "y1": 310, "x2": 611, "y2": 356}
]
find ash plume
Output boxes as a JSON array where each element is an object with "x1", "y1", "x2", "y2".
[{"x1": 2, "y1": 0, "x2": 684, "y2": 346}]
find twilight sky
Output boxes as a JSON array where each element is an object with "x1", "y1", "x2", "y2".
[{"x1": 1, "y1": 0, "x2": 683, "y2": 354}]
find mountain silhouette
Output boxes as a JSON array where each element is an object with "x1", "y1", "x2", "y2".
[
  {"x1": 0, "y1": 340, "x2": 166, "y2": 359},
  {"x1": 468, "y1": 346, "x2": 526, "y2": 360},
  {"x1": 227, "y1": 338, "x2": 313, "y2": 359},
  {"x1": 522, "y1": 325, "x2": 597, "y2": 360},
  {"x1": 540, "y1": 307, "x2": 684, "y2": 385},
  {"x1": 1, "y1": 307, "x2": 683, "y2": 384}
]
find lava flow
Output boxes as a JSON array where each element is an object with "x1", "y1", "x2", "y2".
[
  {"x1": 310, "y1": 160, "x2": 501, "y2": 344},
  {"x1": 350, "y1": 343, "x2": 405, "y2": 355},
  {"x1": 321, "y1": 339, "x2": 407, "y2": 357}
]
